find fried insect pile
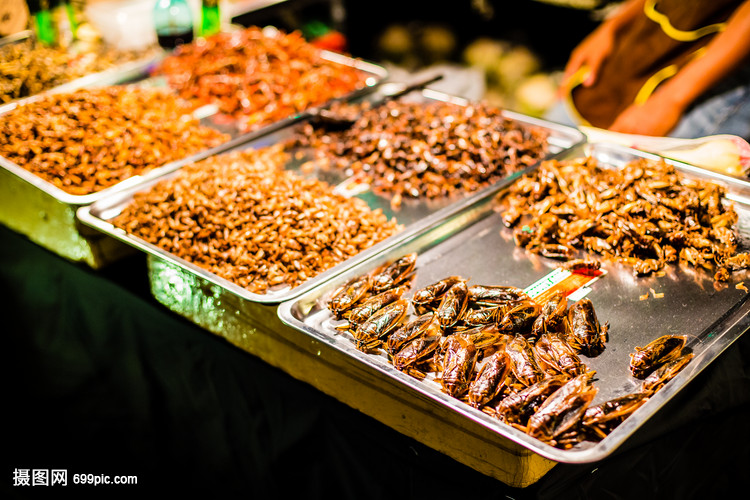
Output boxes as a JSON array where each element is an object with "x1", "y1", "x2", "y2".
[
  {"x1": 291, "y1": 100, "x2": 550, "y2": 209},
  {"x1": 157, "y1": 26, "x2": 369, "y2": 133},
  {"x1": 496, "y1": 156, "x2": 750, "y2": 282},
  {"x1": 328, "y1": 255, "x2": 639, "y2": 448},
  {"x1": 112, "y1": 146, "x2": 402, "y2": 293}
]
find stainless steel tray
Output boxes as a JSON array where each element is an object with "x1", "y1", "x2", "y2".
[
  {"x1": 277, "y1": 141, "x2": 750, "y2": 463},
  {"x1": 78, "y1": 90, "x2": 584, "y2": 303},
  {"x1": 0, "y1": 46, "x2": 387, "y2": 267}
]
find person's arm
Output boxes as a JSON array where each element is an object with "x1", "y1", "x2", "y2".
[
  {"x1": 562, "y1": 0, "x2": 645, "y2": 89},
  {"x1": 609, "y1": 0, "x2": 750, "y2": 136}
]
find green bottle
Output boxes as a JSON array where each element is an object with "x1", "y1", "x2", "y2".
[
  {"x1": 29, "y1": 0, "x2": 57, "y2": 46},
  {"x1": 200, "y1": 0, "x2": 221, "y2": 37}
]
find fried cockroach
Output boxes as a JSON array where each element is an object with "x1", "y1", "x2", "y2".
[
  {"x1": 467, "y1": 350, "x2": 512, "y2": 409},
  {"x1": 566, "y1": 298, "x2": 608, "y2": 356},
  {"x1": 436, "y1": 280, "x2": 470, "y2": 329},
  {"x1": 411, "y1": 276, "x2": 465, "y2": 313},
  {"x1": 371, "y1": 253, "x2": 417, "y2": 293},
  {"x1": 640, "y1": 351, "x2": 694, "y2": 394},
  {"x1": 328, "y1": 274, "x2": 371, "y2": 318},
  {"x1": 526, "y1": 372, "x2": 598, "y2": 445},
  {"x1": 629, "y1": 334, "x2": 687, "y2": 379},
  {"x1": 353, "y1": 299, "x2": 409, "y2": 352},
  {"x1": 437, "y1": 334, "x2": 478, "y2": 398}
]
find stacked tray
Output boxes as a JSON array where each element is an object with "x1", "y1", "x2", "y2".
[
  {"x1": 277, "y1": 142, "x2": 750, "y2": 467},
  {"x1": 76, "y1": 89, "x2": 584, "y2": 485},
  {"x1": 0, "y1": 28, "x2": 388, "y2": 268}
]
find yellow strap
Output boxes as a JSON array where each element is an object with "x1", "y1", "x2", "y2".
[
  {"x1": 644, "y1": 0, "x2": 727, "y2": 41},
  {"x1": 634, "y1": 46, "x2": 707, "y2": 105}
]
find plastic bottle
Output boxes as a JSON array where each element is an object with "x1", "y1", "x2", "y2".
[{"x1": 200, "y1": 0, "x2": 221, "y2": 37}]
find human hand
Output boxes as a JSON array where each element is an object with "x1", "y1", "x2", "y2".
[
  {"x1": 562, "y1": 23, "x2": 617, "y2": 89},
  {"x1": 608, "y1": 95, "x2": 684, "y2": 137}
]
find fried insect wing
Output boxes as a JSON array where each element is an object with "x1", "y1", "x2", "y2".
[
  {"x1": 468, "y1": 350, "x2": 512, "y2": 409},
  {"x1": 566, "y1": 298, "x2": 608, "y2": 356},
  {"x1": 629, "y1": 334, "x2": 687, "y2": 379}
]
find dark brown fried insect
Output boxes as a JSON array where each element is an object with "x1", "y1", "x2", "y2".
[
  {"x1": 385, "y1": 312, "x2": 441, "y2": 357},
  {"x1": 467, "y1": 350, "x2": 512, "y2": 409},
  {"x1": 497, "y1": 300, "x2": 542, "y2": 337},
  {"x1": 629, "y1": 334, "x2": 687, "y2": 379},
  {"x1": 526, "y1": 372, "x2": 598, "y2": 445},
  {"x1": 437, "y1": 334, "x2": 479, "y2": 398},
  {"x1": 640, "y1": 352, "x2": 694, "y2": 393},
  {"x1": 371, "y1": 253, "x2": 418, "y2": 293},
  {"x1": 495, "y1": 374, "x2": 569, "y2": 427},
  {"x1": 504, "y1": 334, "x2": 545, "y2": 388},
  {"x1": 566, "y1": 298, "x2": 608, "y2": 356},
  {"x1": 530, "y1": 291, "x2": 568, "y2": 338},
  {"x1": 353, "y1": 299, "x2": 409, "y2": 352},
  {"x1": 582, "y1": 392, "x2": 649, "y2": 440},
  {"x1": 392, "y1": 331, "x2": 443, "y2": 379},
  {"x1": 436, "y1": 281, "x2": 470, "y2": 329},
  {"x1": 534, "y1": 333, "x2": 586, "y2": 378},
  {"x1": 328, "y1": 274, "x2": 372, "y2": 319},
  {"x1": 412, "y1": 276, "x2": 465, "y2": 313}
]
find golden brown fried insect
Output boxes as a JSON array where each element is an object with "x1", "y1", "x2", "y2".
[
  {"x1": 467, "y1": 285, "x2": 529, "y2": 307},
  {"x1": 411, "y1": 276, "x2": 465, "y2": 313},
  {"x1": 328, "y1": 274, "x2": 372, "y2": 319},
  {"x1": 353, "y1": 299, "x2": 409, "y2": 352},
  {"x1": 436, "y1": 281, "x2": 470, "y2": 329},
  {"x1": 629, "y1": 334, "x2": 687, "y2": 379},
  {"x1": 345, "y1": 284, "x2": 410, "y2": 328},
  {"x1": 385, "y1": 312, "x2": 441, "y2": 357}
]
